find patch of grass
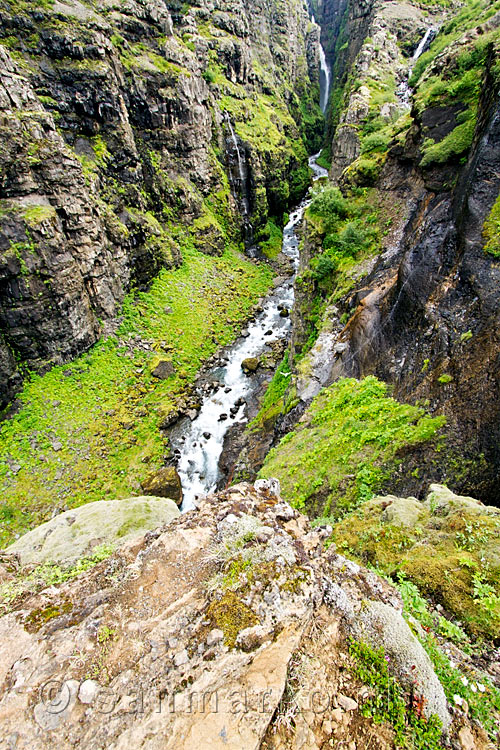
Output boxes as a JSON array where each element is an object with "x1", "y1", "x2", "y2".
[
  {"x1": 257, "y1": 219, "x2": 283, "y2": 260},
  {"x1": 258, "y1": 376, "x2": 446, "y2": 517},
  {"x1": 420, "y1": 115, "x2": 476, "y2": 168},
  {"x1": 349, "y1": 640, "x2": 443, "y2": 749},
  {"x1": 0, "y1": 544, "x2": 113, "y2": 614},
  {"x1": 250, "y1": 351, "x2": 292, "y2": 431}
]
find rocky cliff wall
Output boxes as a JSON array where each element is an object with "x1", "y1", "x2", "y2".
[
  {"x1": 0, "y1": 0, "x2": 323, "y2": 408},
  {"x1": 271, "y1": 0, "x2": 500, "y2": 506}
]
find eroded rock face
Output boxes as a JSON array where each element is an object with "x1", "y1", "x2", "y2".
[{"x1": 0, "y1": 482, "x2": 483, "y2": 749}]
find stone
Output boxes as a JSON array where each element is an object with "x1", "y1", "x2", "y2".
[
  {"x1": 241, "y1": 357, "x2": 259, "y2": 373},
  {"x1": 235, "y1": 625, "x2": 269, "y2": 651},
  {"x1": 206, "y1": 629, "x2": 224, "y2": 647},
  {"x1": 141, "y1": 467, "x2": 183, "y2": 505},
  {"x1": 380, "y1": 495, "x2": 424, "y2": 527},
  {"x1": 78, "y1": 679, "x2": 99, "y2": 704},
  {"x1": 337, "y1": 694, "x2": 358, "y2": 712},
  {"x1": 458, "y1": 725, "x2": 476, "y2": 750},
  {"x1": 151, "y1": 360, "x2": 175, "y2": 380},
  {"x1": 173, "y1": 650, "x2": 189, "y2": 667},
  {"x1": 7, "y1": 496, "x2": 180, "y2": 566}
]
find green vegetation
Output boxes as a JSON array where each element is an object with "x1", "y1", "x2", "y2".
[
  {"x1": 259, "y1": 376, "x2": 446, "y2": 517},
  {"x1": 249, "y1": 351, "x2": 294, "y2": 431},
  {"x1": 349, "y1": 640, "x2": 443, "y2": 749},
  {"x1": 0, "y1": 243, "x2": 272, "y2": 546},
  {"x1": 332, "y1": 491, "x2": 500, "y2": 639},
  {"x1": 0, "y1": 544, "x2": 113, "y2": 615},
  {"x1": 483, "y1": 192, "x2": 500, "y2": 258},
  {"x1": 257, "y1": 219, "x2": 283, "y2": 260},
  {"x1": 304, "y1": 186, "x2": 381, "y2": 305},
  {"x1": 396, "y1": 575, "x2": 500, "y2": 743},
  {"x1": 437, "y1": 373, "x2": 453, "y2": 384}
]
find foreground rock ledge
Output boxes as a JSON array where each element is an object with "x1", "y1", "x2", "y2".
[{"x1": 0, "y1": 483, "x2": 486, "y2": 749}]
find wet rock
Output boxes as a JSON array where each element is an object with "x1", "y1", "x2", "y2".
[
  {"x1": 279, "y1": 307, "x2": 289, "y2": 317},
  {"x1": 241, "y1": 357, "x2": 259, "y2": 373},
  {"x1": 141, "y1": 467, "x2": 183, "y2": 505},
  {"x1": 219, "y1": 413, "x2": 228, "y2": 421},
  {"x1": 203, "y1": 432, "x2": 211, "y2": 440}
]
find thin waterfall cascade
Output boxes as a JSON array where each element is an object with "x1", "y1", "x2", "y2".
[
  {"x1": 396, "y1": 26, "x2": 438, "y2": 107},
  {"x1": 223, "y1": 112, "x2": 253, "y2": 245},
  {"x1": 310, "y1": 13, "x2": 331, "y2": 114},
  {"x1": 319, "y1": 43, "x2": 331, "y2": 113},
  {"x1": 173, "y1": 152, "x2": 327, "y2": 512}
]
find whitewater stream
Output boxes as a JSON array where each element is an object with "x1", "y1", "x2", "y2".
[{"x1": 173, "y1": 154, "x2": 328, "y2": 511}]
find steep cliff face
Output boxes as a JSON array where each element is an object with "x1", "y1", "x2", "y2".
[
  {"x1": 269, "y1": 0, "x2": 500, "y2": 507},
  {"x1": 0, "y1": 0, "x2": 323, "y2": 407}
]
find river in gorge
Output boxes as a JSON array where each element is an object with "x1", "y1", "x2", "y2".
[{"x1": 171, "y1": 153, "x2": 328, "y2": 511}]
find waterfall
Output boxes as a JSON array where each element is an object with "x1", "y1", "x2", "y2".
[
  {"x1": 319, "y1": 43, "x2": 331, "y2": 113},
  {"x1": 223, "y1": 112, "x2": 253, "y2": 245},
  {"x1": 310, "y1": 13, "x2": 330, "y2": 113},
  {"x1": 412, "y1": 27, "x2": 436, "y2": 61},
  {"x1": 396, "y1": 27, "x2": 437, "y2": 108}
]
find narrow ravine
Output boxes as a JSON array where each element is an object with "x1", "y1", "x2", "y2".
[{"x1": 173, "y1": 154, "x2": 328, "y2": 511}]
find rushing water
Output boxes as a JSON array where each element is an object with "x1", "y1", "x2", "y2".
[
  {"x1": 174, "y1": 154, "x2": 328, "y2": 511},
  {"x1": 311, "y1": 13, "x2": 331, "y2": 113},
  {"x1": 396, "y1": 27, "x2": 437, "y2": 107}
]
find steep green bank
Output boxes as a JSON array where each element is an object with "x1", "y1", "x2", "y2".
[{"x1": 258, "y1": 376, "x2": 447, "y2": 517}]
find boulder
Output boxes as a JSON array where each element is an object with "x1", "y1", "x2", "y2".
[
  {"x1": 241, "y1": 357, "x2": 259, "y2": 373},
  {"x1": 152, "y1": 360, "x2": 175, "y2": 380},
  {"x1": 6, "y1": 496, "x2": 180, "y2": 566},
  {"x1": 379, "y1": 495, "x2": 424, "y2": 527},
  {"x1": 141, "y1": 467, "x2": 183, "y2": 505}
]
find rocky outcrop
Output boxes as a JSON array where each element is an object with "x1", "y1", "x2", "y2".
[
  {"x1": 6, "y1": 495, "x2": 180, "y2": 566},
  {"x1": 1, "y1": 481, "x2": 491, "y2": 748}
]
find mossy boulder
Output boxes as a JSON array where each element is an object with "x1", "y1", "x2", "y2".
[
  {"x1": 6, "y1": 497, "x2": 180, "y2": 566},
  {"x1": 141, "y1": 467, "x2": 183, "y2": 505},
  {"x1": 241, "y1": 357, "x2": 259, "y2": 373},
  {"x1": 333, "y1": 485, "x2": 500, "y2": 638}
]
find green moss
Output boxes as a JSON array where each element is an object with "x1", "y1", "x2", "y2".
[
  {"x1": 259, "y1": 376, "x2": 446, "y2": 517},
  {"x1": 483, "y1": 192, "x2": 500, "y2": 258},
  {"x1": 333, "y1": 500, "x2": 500, "y2": 639},
  {"x1": 437, "y1": 374, "x2": 453, "y2": 384},
  {"x1": 23, "y1": 204, "x2": 56, "y2": 226},
  {"x1": 207, "y1": 591, "x2": 258, "y2": 648},
  {"x1": 25, "y1": 598, "x2": 73, "y2": 632},
  {"x1": 349, "y1": 640, "x2": 443, "y2": 749},
  {"x1": 420, "y1": 116, "x2": 476, "y2": 168}
]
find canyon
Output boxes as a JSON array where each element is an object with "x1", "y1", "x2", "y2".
[{"x1": 0, "y1": 0, "x2": 500, "y2": 747}]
